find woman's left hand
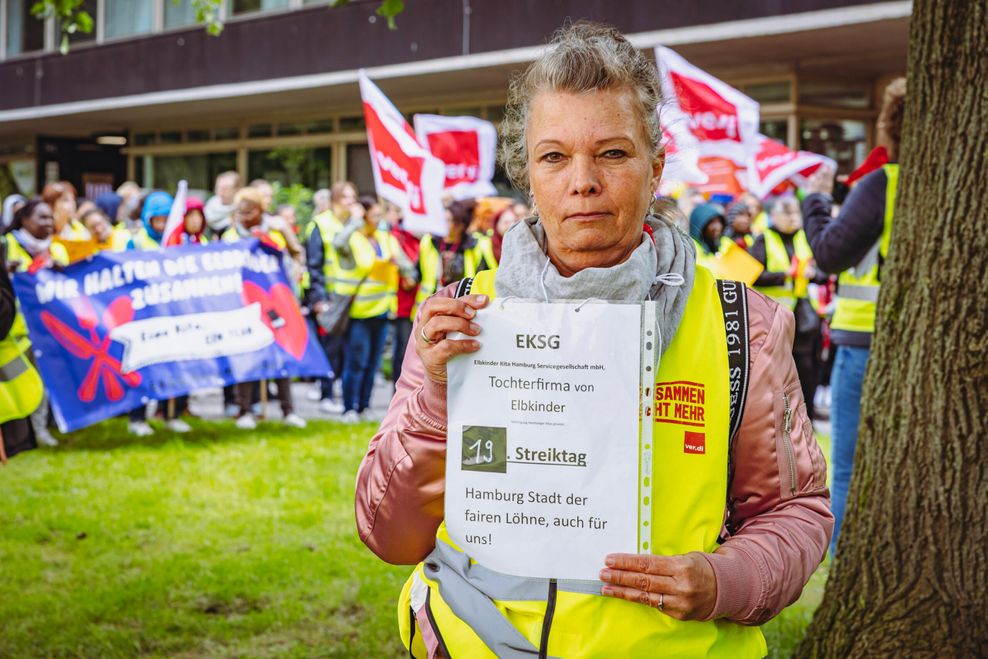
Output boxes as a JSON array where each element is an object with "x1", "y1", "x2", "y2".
[{"x1": 599, "y1": 552, "x2": 717, "y2": 621}]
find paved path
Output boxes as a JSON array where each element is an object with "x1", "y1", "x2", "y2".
[{"x1": 183, "y1": 377, "x2": 395, "y2": 424}]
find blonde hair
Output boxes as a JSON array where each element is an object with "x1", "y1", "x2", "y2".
[
  {"x1": 877, "y1": 77, "x2": 906, "y2": 162},
  {"x1": 499, "y1": 21, "x2": 664, "y2": 196},
  {"x1": 234, "y1": 186, "x2": 265, "y2": 208}
]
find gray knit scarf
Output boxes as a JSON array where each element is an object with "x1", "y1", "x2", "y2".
[{"x1": 495, "y1": 215, "x2": 696, "y2": 359}]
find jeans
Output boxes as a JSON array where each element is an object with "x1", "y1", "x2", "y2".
[
  {"x1": 392, "y1": 317, "x2": 413, "y2": 387},
  {"x1": 829, "y1": 344, "x2": 870, "y2": 557},
  {"x1": 342, "y1": 315, "x2": 390, "y2": 413}
]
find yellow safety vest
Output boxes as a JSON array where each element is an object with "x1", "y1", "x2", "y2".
[
  {"x1": 108, "y1": 226, "x2": 134, "y2": 251},
  {"x1": 131, "y1": 228, "x2": 161, "y2": 250},
  {"x1": 693, "y1": 235, "x2": 735, "y2": 272},
  {"x1": 831, "y1": 164, "x2": 897, "y2": 334},
  {"x1": 302, "y1": 211, "x2": 344, "y2": 295},
  {"x1": 221, "y1": 225, "x2": 288, "y2": 250},
  {"x1": 0, "y1": 333, "x2": 43, "y2": 425},
  {"x1": 335, "y1": 228, "x2": 401, "y2": 320},
  {"x1": 60, "y1": 219, "x2": 90, "y2": 241},
  {"x1": 754, "y1": 229, "x2": 814, "y2": 310},
  {"x1": 414, "y1": 235, "x2": 490, "y2": 319},
  {"x1": 3, "y1": 235, "x2": 69, "y2": 350},
  {"x1": 398, "y1": 267, "x2": 766, "y2": 658},
  {"x1": 750, "y1": 211, "x2": 769, "y2": 236}
]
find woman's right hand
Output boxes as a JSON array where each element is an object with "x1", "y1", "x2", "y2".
[{"x1": 415, "y1": 294, "x2": 488, "y2": 384}]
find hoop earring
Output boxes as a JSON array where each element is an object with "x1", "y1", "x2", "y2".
[{"x1": 647, "y1": 195, "x2": 657, "y2": 217}]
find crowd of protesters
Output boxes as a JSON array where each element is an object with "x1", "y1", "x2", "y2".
[
  {"x1": 1, "y1": 78, "x2": 902, "y2": 562},
  {"x1": 0, "y1": 172, "x2": 524, "y2": 444}
]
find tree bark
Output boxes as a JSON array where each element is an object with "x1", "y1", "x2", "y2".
[{"x1": 798, "y1": 1, "x2": 988, "y2": 656}]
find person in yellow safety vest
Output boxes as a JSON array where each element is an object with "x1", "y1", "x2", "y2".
[
  {"x1": 81, "y1": 208, "x2": 134, "y2": 252},
  {"x1": 724, "y1": 199, "x2": 755, "y2": 249},
  {"x1": 737, "y1": 192, "x2": 769, "y2": 237},
  {"x1": 688, "y1": 203, "x2": 734, "y2": 271},
  {"x1": 414, "y1": 199, "x2": 497, "y2": 318},
  {"x1": 42, "y1": 181, "x2": 91, "y2": 241},
  {"x1": 1, "y1": 250, "x2": 44, "y2": 461},
  {"x1": 333, "y1": 195, "x2": 418, "y2": 423},
  {"x1": 750, "y1": 196, "x2": 828, "y2": 420},
  {"x1": 356, "y1": 23, "x2": 832, "y2": 658},
  {"x1": 2, "y1": 199, "x2": 68, "y2": 448},
  {"x1": 221, "y1": 186, "x2": 308, "y2": 431},
  {"x1": 800, "y1": 76, "x2": 906, "y2": 559},
  {"x1": 301, "y1": 186, "x2": 350, "y2": 415}
]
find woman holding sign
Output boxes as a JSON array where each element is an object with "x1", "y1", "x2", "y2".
[{"x1": 356, "y1": 22, "x2": 831, "y2": 658}]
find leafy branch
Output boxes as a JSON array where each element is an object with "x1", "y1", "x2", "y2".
[{"x1": 32, "y1": 0, "x2": 405, "y2": 54}]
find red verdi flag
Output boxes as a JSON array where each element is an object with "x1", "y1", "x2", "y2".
[
  {"x1": 413, "y1": 114, "x2": 497, "y2": 200},
  {"x1": 747, "y1": 135, "x2": 836, "y2": 199},
  {"x1": 161, "y1": 179, "x2": 188, "y2": 248},
  {"x1": 359, "y1": 72, "x2": 447, "y2": 236},
  {"x1": 655, "y1": 46, "x2": 760, "y2": 165}
]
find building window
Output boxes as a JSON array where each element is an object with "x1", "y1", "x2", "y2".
[
  {"x1": 143, "y1": 152, "x2": 238, "y2": 196},
  {"x1": 229, "y1": 0, "x2": 291, "y2": 15},
  {"x1": 104, "y1": 0, "x2": 154, "y2": 39},
  {"x1": 345, "y1": 144, "x2": 374, "y2": 196},
  {"x1": 164, "y1": 0, "x2": 199, "y2": 29},
  {"x1": 741, "y1": 81, "x2": 792, "y2": 105},
  {"x1": 5, "y1": 0, "x2": 46, "y2": 57},
  {"x1": 248, "y1": 146, "x2": 330, "y2": 190},
  {"x1": 800, "y1": 119, "x2": 867, "y2": 173},
  {"x1": 759, "y1": 119, "x2": 788, "y2": 143}
]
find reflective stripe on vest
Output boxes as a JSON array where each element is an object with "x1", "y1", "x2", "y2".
[
  {"x1": 398, "y1": 267, "x2": 766, "y2": 658},
  {"x1": 3, "y1": 235, "x2": 61, "y2": 349},
  {"x1": 831, "y1": 163, "x2": 898, "y2": 333},
  {"x1": 754, "y1": 229, "x2": 814, "y2": 310},
  {"x1": 0, "y1": 335, "x2": 43, "y2": 424},
  {"x1": 310, "y1": 211, "x2": 344, "y2": 294},
  {"x1": 335, "y1": 229, "x2": 399, "y2": 319}
]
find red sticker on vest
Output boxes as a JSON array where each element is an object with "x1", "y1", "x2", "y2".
[{"x1": 684, "y1": 431, "x2": 706, "y2": 454}]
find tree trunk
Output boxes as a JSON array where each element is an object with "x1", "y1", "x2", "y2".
[{"x1": 797, "y1": 1, "x2": 988, "y2": 655}]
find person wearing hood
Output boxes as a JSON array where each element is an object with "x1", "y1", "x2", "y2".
[
  {"x1": 689, "y1": 203, "x2": 733, "y2": 269},
  {"x1": 181, "y1": 196, "x2": 209, "y2": 245},
  {"x1": 724, "y1": 199, "x2": 755, "y2": 249},
  {"x1": 2, "y1": 199, "x2": 68, "y2": 447},
  {"x1": 132, "y1": 190, "x2": 173, "y2": 249},
  {"x1": 94, "y1": 192, "x2": 123, "y2": 226},
  {"x1": 355, "y1": 23, "x2": 830, "y2": 658},
  {"x1": 2, "y1": 194, "x2": 25, "y2": 232}
]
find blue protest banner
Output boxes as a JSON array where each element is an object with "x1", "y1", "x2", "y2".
[{"x1": 12, "y1": 239, "x2": 331, "y2": 432}]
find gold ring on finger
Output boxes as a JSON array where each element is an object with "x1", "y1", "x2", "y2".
[{"x1": 420, "y1": 326, "x2": 438, "y2": 345}]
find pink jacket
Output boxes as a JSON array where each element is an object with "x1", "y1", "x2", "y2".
[{"x1": 355, "y1": 284, "x2": 832, "y2": 625}]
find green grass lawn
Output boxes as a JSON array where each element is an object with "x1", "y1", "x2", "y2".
[{"x1": 0, "y1": 419, "x2": 831, "y2": 657}]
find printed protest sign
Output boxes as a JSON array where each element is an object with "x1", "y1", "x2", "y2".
[
  {"x1": 12, "y1": 239, "x2": 330, "y2": 432},
  {"x1": 446, "y1": 300, "x2": 644, "y2": 580}
]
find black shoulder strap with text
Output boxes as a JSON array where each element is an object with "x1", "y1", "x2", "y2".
[
  {"x1": 716, "y1": 279, "x2": 751, "y2": 441},
  {"x1": 454, "y1": 277, "x2": 474, "y2": 298},
  {"x1": 716, "y1": 279, "x2": 750, "y2": 539}
]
